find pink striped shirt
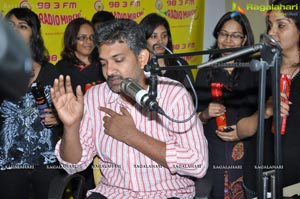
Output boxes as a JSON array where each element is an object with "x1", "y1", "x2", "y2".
[{"x1": 55, "y1": 76, "x2": 208, "y2": 199}]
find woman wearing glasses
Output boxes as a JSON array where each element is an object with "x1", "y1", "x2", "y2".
[
  {"x1": 55, "y1": 17, "x2": 105, "y2": 196},
  {"x1": 55, "y1": 17, "x2": 105, "y2": 94},
  {"x1": 195, "y1": 12, "x2": 256, "y2": 199}
]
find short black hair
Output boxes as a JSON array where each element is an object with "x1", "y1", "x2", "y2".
[
  {"x1": 91, "y1": 11, "x2": 115, "y2": 26},
  {"x1": 95, "y1": 19, "x2": 147, "y2": 57}
]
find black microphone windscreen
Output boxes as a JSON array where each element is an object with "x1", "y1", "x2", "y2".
[{"x1": 0, "y1": 18, "x2": 32, "y2": 101}]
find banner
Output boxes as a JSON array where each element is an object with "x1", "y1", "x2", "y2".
[{"x1": 1, "y1": 0, "x2": 205, "y2": 76}]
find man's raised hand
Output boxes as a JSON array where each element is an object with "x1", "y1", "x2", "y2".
[{"x1": 50, "y1": 75, "x2": 84, "y2": 127}]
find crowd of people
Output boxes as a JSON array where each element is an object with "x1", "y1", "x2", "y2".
[{"x1": 0, "y1": 0, "x2": 299, "y2": 198}]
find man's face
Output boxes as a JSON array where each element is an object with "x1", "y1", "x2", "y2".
[{"x1": 99, "y1": 41, "x2": 147, "y2": 93}]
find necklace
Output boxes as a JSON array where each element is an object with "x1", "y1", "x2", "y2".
[
  {"x1": 281, "y1": 66, "x2": 299, "y2": 79},
  {"x1": 290, "y1": 67, "x2": 300, "y2": 80}
]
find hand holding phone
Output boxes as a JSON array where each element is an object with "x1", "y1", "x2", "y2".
[
  {"x1": 216, "y1": 126, "x2": 240, "y2": 141},
  {"x1": 222, "y1": 126, "x2": 234, "y2": 132}
]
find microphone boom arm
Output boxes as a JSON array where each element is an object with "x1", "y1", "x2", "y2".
[{"x1": 197, "y1": 44, "x2": 263, "y2": 69}]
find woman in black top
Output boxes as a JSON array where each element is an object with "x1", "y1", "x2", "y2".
[
  {"x1": 139, "y1": 13, "x2": 194, "y2": 89},
  {"x1": 195, "y1": 11, "x2": 256, "y2": 199},
  {"x1": 55, "y1": 18, "x2": 105, "y2": 94},
  {"x1": 0, "y1": 8, "x2": 62, "y2": 199},
  {"x1": 237, "y1": 0, "x2": 300, "y2": 198},
  {"x1": 55, "y1": 17, "x2": 106, "y2": 195}
]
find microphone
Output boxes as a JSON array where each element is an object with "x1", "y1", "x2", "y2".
[
  {"x1": 120, "y1": 78, "x2": 164, "y2": 115},
  {"x1": 196, "y1": 34, "x2": 281, "y2": 70},
  {"x1": 0, "y1": 18, "x2": 32, "y2": 101}
]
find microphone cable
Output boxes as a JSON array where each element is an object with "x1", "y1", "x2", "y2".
[{"x1": 151, "y1": 43, "x2": 198, "y2": 123}]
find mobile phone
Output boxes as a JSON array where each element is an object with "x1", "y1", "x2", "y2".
[{"x1": 222, "y1": 126, "x2": 234, "y2": 132}]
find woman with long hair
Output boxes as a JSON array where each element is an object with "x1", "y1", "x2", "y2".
[
  {"x1": 0, "y1": 7, "x2": 62, "y2": 199},
  {"x1": 140, "y1": 13, "x2": 194, "y2": 88},
  {"x1": 56, "y1": 17, "x2": 105, "y2": 94},
  {"x1": 195, "y1": 11, "x2": 256, "y2": 199},
  {"x1": 237, "y1": 0, "x2": 300, "y2": 198}
]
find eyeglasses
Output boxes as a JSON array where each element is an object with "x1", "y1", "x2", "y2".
[
  {"x1": 77, "y1": 35, "x2": 95, "y2": 42},
  {"x1": 217, "y1": 31, "x2": 245, "y2": 41}
]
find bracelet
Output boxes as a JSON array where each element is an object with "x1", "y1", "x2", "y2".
[
  {"x1": 197, "y1": 112, "x2": 202, "y2": 117},
  {"x1": 197, "y1": 112, "x2": 208, "y2": 124}
]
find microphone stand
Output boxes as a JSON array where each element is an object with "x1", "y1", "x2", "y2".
[
  {"x1": 148, "y1": 34, "x2": 282, "y2": 198},
  {"x1": 144, "y1": 54, "x2": 159, "y2": 105},
  {"x1": 249, "y1": 34, "x2": 282, "y2": 199},
  {"x1": 270, "y1": 39, "x2": 282, "y2": 199},
  {"x1": 196, "y1": 44, "x2": 263, "y2": 69}
]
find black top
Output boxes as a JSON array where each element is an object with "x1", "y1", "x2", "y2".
[
  {"x1": 241, "y1": 70, "x2": 300, "y2": 191},
  {"x1": 196, "y1": 67, "x2": 258, "y2": 140},
  {"x1": 0, "y1": 63, "x2": 61, "y2": 169},
  {"x1": 55, "y1": 59, "x2": 105, "y2": 94},
  {"x1": 195, "y1": 67, "x2": 258, "y2": 196}
]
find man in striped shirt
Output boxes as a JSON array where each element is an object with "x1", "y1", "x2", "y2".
[{"x1": 51, "y1": 19, "x2": 208, "y2": 199}]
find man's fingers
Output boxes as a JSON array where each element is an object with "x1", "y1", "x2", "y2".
[
  {"x1": 50, "y1": 88, "x2": 56, "y2": 104},
  {"x1": 58, "y1": 75, "x2": 66, "y2": 95},
  {"x1": 99, "y1": 106, "x2": 117, "y2": 117},
  {"x1": 51, "y1": 79, "x2": 59, "y2": 105},
  {"x1": 120, "y1": 107, "x2": 130, "y2": 116},
  {"x1": 103, "y1": 116, "x2": 110, "y2": 123},
  {"x1": 76, "y1": 85, "x2": 84, "y2": 104},
  {"x1": 65, "y1": 75, "x2": 74, "y2": 94}
]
